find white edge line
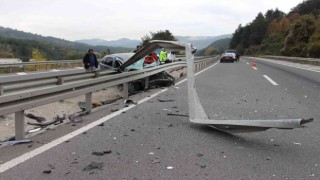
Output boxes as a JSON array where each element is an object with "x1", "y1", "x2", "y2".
[
  {"x1": 263, "y1": 75, "x2": 279, "y2": 86},
  {"x1": 0, "y1": 61, "x2": 220, "y2": 173},
  {"x1": 258, "y1": 58, "x2": 320, "y2": 73}
]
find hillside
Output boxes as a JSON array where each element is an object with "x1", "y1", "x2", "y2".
[
  {"x1": 229, "y1": 0, "x2": 320, "y2": 58},
  {"x1": 196, "y1": 38, "x2": 231, "y2": 56},
  {"x1": 176, "y1": 34, "x2": 232, "y2": 49},
  {"x1": 0, "y1": 26, "x2": 132, "y2": 60},
  {"x1": 76, "y1": 38, "x2": 140, "y2": 48}
]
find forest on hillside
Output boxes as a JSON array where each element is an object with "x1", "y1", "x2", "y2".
[
  {"x1": 0, "y1": 27, "x2": 132, "y2": 61},
  {"x1": 230, "y1": 0, "x2": 320, "y2": 58}
]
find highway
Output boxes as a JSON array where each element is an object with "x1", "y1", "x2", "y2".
[{"x1": 0, "y1": 57, "x2": 319, "y2": 179}]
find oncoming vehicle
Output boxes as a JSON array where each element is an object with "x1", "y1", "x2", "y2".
[
  {"x1": 220, "y1": 52, "x2": 236, "y2": 63},
  {"x1": 224, "y1": 49, "x2": 240, "y2": 62}
]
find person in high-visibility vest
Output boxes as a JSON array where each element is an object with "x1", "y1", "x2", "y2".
[{"x1": 159, "y1": 48, "x2": 167, "y2": 64}]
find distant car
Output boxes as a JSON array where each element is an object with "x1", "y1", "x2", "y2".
[
  {"x1": 220, "y1": 52, "x2": 236, "y2": 63},
  {"x1": 224, "y1": 50, "x2": 240, "y2": 62}
]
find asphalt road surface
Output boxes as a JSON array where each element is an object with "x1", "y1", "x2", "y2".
[{"x1": 0, "y1": 57, "x2": 319, "y2": 179}]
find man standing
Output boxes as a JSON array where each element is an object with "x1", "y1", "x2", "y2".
[{"x1": 83, "y1": 49, "x2": 98, "y2": 72}]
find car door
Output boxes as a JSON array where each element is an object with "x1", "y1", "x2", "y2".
[{"x1": 100, "y1": 56, "x2": 115, "y2": 70}]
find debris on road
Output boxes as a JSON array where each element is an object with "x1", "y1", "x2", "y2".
[
  {"x1": 28, "y1": 114, "x2": 66, "y2": 127},
  {"x1": 83, "y1": 162, "x2": 104, "y2": 171},
  {"x1": 157, "y1": 99, "x2": 175, "y2": 102},
  {"x1": 167, "y1": 113, "x2": 189, "y2": 117},
  {"x1": 111, "y1": 108, "x2": 119, "y2": 112},
  {"x1": 0, "y1": 139, "x2": 32, "y2": 146},
  {"x1": 25, "y1": 113, "x2": 46, "y2": 123},
  {"x1": 124, "y1": 99, "x2": 138, "y2": 107},
  {"x1": 42, "y1": 170, "x2": 52, "y2": 174},
  {"x1": 28, "y1": 127, "x2": 41, "y2": 133},
  {"x1": 166, "y1": 166, "x2": 174, "y2": 170}
]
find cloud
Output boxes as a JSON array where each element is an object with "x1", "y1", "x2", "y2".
[{"x1": 0, "y1": 0, "x2": 303, "y2": 40}]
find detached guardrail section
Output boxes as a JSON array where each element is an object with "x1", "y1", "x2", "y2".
[
  {"x1": 261, "y1": 55, "x2": 320, "y2": 66},
  {"x1": 0, "y1": 57, "x2": 215, "y2": 140}
]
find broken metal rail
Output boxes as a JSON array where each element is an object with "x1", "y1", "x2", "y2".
[{"x1": 0, "y1": 56, "x2": 214, "y2": 140}]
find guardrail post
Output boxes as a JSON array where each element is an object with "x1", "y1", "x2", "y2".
[
  {"x1": 57, "y1": 77, "x2": 64, "y2": 85},
  {"x1": 94, "y1": 71, "x2": 100, "y2": 78},
  {"x1": 0, "y1": 84, "x2": 3, "y2": 95},
  {"x1": 85, "y1": 92, "x2": 92, "y2": 113},
  {"x1": 144, "y1": 77, "x2": 149, "y2": 90},
  {"x1": 15, "y1": 110, "x2": 25, "y2": 140},
  {"x1": 123, "y1": 82, "x2": 129, "y2": 99}
]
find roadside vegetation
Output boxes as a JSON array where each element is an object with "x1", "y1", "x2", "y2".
[
  {"x1": 229, "y1": 0, "x2": 320, "y2": 58},
  {"x1": 0, "y1": 27, "x2": 131, "y2": 61}
]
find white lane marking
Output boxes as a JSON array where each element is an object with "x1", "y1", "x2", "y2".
[
  {"x1": 16, "y1": 72, "x2": 27, "y2": 75},
  {"x1": 0, "y1": 61, "x2": 220, "y2": 174},
  {"x1": 258, "y1": 58, "x2": 320, "y2": 73},
  {"x1": 263, "y1": 75, "x2": 279, "y2": 85}
]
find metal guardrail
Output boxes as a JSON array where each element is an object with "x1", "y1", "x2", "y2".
[
  {"x1": 0, "y1": 57, "x2": 215, "y2": 140},
  {"x1": 261, "y1": 55, "x2": 320, "y2": 66},
  {"x1": 0, "y1": 59, "x2": 83, "y2": 73}
]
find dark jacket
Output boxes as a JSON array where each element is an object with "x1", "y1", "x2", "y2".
[{"x1": 83, "y1": 53, "x2": 98, "y2": 69}]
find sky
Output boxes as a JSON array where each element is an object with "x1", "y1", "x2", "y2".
[{"x1": 0, "y1": 0, "x2": 303, "y2": 41}]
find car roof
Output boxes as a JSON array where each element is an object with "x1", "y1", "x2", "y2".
[{"x1": 102, "y1": 53, "x2": 135, "y2": 61}]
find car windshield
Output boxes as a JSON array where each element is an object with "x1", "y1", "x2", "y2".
[
  {"x1": 224, "y1": 53, "x2": 235, "y2": 56},
  {"x1": 113, "y1": 53, "x2": 135, "y2": 62}
]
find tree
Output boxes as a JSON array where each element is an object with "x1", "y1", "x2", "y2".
[
  {"x1": 141, "y1": 30, "x2": 177, "y2": 46},
  {"x1": 249, "y1": 12, "x2": 267, "y2": 45}
]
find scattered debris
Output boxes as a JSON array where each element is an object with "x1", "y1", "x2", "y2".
[
  {"x1": 101, "y1": 100, "x2": 117, "y2": 105},
  {"x1": 111, "y1": 109, "x2": 119, "y2": 112},
  {"x1": 293, "y1": 142, "x2": 301, "y2": 145},
  {"x1": 151, "y1": 159, "x2": 161, "y2": 164},
  {"x1": 157, "y1": 99, "x2": 175, "y2": 102},
  {"x1": 42, "y1": 170, "x2": 52, "y2": 174},
  {"x1": 48, "y1": 164, "x2": 55, "y2": 169},
  {"x1": 78, "y1": 102, "x2": 90, "y2": 111},
  {"x1": 25, "y1": 113, "x2": 46, "y2": 123},
  {"x1": 197, "y1": 153, "x2": 204, "y2": 157},
  {"x1": 83, "y1": 162, "x2": 104, "y2": 171},
  {"x1": 0, "y1": 139, "x2": 32, "y2": 146},
  {"x1": 92, "y1": 152, "x2": 105, "y2": 156},
  {"x1": 28, "y1": 114, "x2": 66, "y2": 127},
  {"x1": 166, "y1": 166, "x2": 174, "y2": 170},
  {"x1": 163, "y1": 109, "x2": 172, "y2": 112},
  {"x1": 104, "y1": 150, "x2": 112, "y2": 154},
  {"x1": 124, "y1": 99, "x2": 138, "y2": 105},
  {"x1": 266, "y1": 157, "x2": 271, "y2": 161},
  {"x1": 200, "y1": 165, "x2": 207, "y2": 168},
  {"x1": 28, "y1": 127, "x2": 42, "y2": 133},
  {"x1": 167, "y1": 124, "x2": 173, "y2": 127},
  {"x1": 92, "y1": 102, "x2": 102, "y2": 107},
  {"x1": 167, "y1": 113, "x2": 189, "y2": 117}
]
